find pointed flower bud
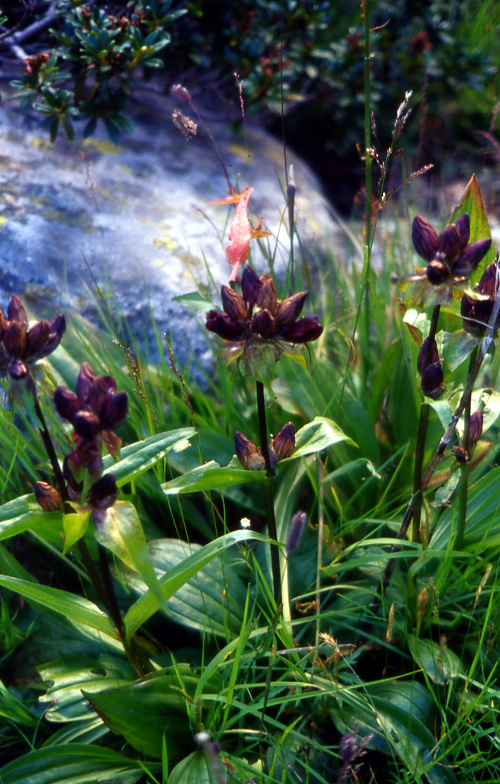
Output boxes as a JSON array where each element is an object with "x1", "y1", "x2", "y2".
[
  {"x1": 171, "y1": 84, "x2": 192, "y2": 103},
  {"x1": 87, "y1": 473, "x2": 118, "y2": 510},
  {"x1": 221, "y1": 286, "x2": 249, "y2": 326},
  {"x1": 280, "y1": 316, "x2": 323, "y2": 343},
  {"x1": 34, "y1": 481, "x2": 63, "y2": 512},
  {"x1": 469, "y1": 409, "x2": 483, "y2": 449},
  {"x1": 275, "y1": 291, "x2": 307, "y2": 330},
  {"x1": 251, "y1": 308, "x2": 275, "y2": 338},
  {"x1": 234, "y1": 431, "x2": 265, "y2": 471},
  {"x1": 412, "y1": 216, "x2": 439, "y2": 262},
  {"x1": 417, "y1": 337, "x2": 439, "y2": 378},
  {"x1": 241, "y1": 265, "x2": 262, "y2": 306},
  {"x1": 271, "y1": 422, "x2": 295, "y2": 461},
  {"x1": 206, "y1": 310, "x2": 243, "y2": 340},
  {"x1": 255, "y1": 274, "x2": 277, "y2": 312},
  {"x1": 286, "y1": 510, "x2": 307, "y2": 554},
  {"x1": 421, "y1": 361, "x2": 444, "y2": 399}
]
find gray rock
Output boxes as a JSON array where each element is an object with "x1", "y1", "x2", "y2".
[{"x1": 0, "y1": 91, "x2": 343, "y2": 368}]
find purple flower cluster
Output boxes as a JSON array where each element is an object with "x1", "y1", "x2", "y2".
[{"x1": 0, "y1": 294, "x2": 65, "y2": 380}]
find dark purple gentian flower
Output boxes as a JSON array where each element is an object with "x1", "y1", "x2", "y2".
[{"x1": 0, "y1": 294, "x2": 65, "y2": 380}]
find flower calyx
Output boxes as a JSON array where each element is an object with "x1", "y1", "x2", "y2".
[{"x1": 0, "y1": 294, "x2": 65, "y2": 380}]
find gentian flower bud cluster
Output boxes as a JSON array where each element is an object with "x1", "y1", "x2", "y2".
[
  {"x1": 206, "y1": 267, "x2": 323, "y2": 380},
  {"x1": 235, "y1": 422, "x2": 295, "y2": 471},
  {"x1": 412, "y1": 214, "x2": 491, "y2": 286},
  {"x1": 54, "y1": 362, "x2": 128, "y2": 485},
  {"x1": 0, "y1": 294, "x2": 65, "y2": 380}
]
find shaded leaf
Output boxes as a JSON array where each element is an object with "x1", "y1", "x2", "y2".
[
  {"x1": 0, "y1": 576, "x2": 119, "y2": 639},
  {"x1": 85, "y1": 665, "x2": 202, "y2": 759},
  {"x1": 408, "y1": 636, "x2": 465, "y2": 684},
  {"x1": 0, "y1": 744, "x2": 147, "y2": 784},
  {"x1": 94, "y1": 501, "x2": 165, "y2": 611},
  {"x1": 124, "y1": 530, "x2": 266, "y2": 638},
  {"x1": 121, "y1": 538, "x2": 248, "y2": 637}
]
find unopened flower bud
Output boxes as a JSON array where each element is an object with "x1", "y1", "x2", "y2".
[
  {"x1": 241, "y1": 266, "x2": 262, "y2": 306},
  {"x1": 477, "y1": 262, "x2": 499, "y2": 297},
  {"x1": 221, "y1": 286, "x2": 249, "y2": 326},
  {"x1": 7, "y1": 294, "x2": 28, "y2": 326},
  {"x1": 417, "y1": 337, "x2": 439, "y2": 377},
  {"x1": 73, "y1": 410, "x2": 101, "y2": 438},
  {"x1": 26, "y1": 321, "x2": 50, "y2": 356},
  {"x1": 437, "y1": 224, "x2": 461, "y2": 261},
  {"x1": 8, "y1": 360, "x2": 28, "y2": 379},
  {"x1": 271, "y1": 422, "x2": 295, "y2": 461},
  {"x1": 454, "y1": 238, "x2": 492, "y2": 277},
  {"x1": 454, "y1": 213, "x2": 470, "y2": 247},
  {"x1": 34, "y1": 481, "x2": 63, "y2": 511},
  {"x1": 234, "y1": 431, "x2": 265, "y2": 470},
  {"x1": 101, "y1": 391, "x2": 128, "y2": 429},
  {"x1": 251, "y1": 308, "x2": 275, "y2": 338},
  {"x1": 54, "y1": 386, "x2": 80, "y2": 421},
  {"x1": 3, "y1": 321, "x2": 27, "y2": 357},
  {"x1": 280, "y1": 316, "x2": 323, "y2": 343},
  {"x1": 461, "y1": 295, "x2": 494, "y2": 337},
  {"x1": 412, "y1": 216, "x2": 439, "y2": 262},
  {"x1": 426, "y1": 260, "x2": 449, "y2": 285},
  {"x1": 87, "y1": 473, "x2": 118, "y2": 509},
  {"x1": 206, "y1": 310, "x2": 242, "y2": 340},
  {"x1": 255, "y1": 274, "x2": 277, "y2": 312},
  {"x1": 421, "y1": 361, "x2": 444, "y2": 399},
  {"x1": 286, "y1": 510, "x2": 307, "y2": 554},
  {"x1": 469, "y1": 408, "x2": 483, "y2": 449},
  {"x1": 275, "y1": 291, "x2": 307, "y2": 330}
]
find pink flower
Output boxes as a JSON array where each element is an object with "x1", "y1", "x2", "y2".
[{"x1": 226, "y1": 188, "x2": 254, "y2": 281}]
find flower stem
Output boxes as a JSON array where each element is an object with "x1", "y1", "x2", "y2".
[
  {"x1": 412, "y1": 304, "x2": 441, "y2": 542},
  {"x1": 255, "y1": 380, "x2": 282, "y2": 608},
  {"x1": 455, "y1": 345, "x2": 478, "y2": 550}
]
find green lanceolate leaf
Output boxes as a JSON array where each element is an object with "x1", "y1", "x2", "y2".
[
  {"x1": 123, "y1": 529, "x2": 267, "y2": 638},
  {"x1": 286, "y1": 416, "x2": 355, "y2": 460},
  {"x1": 0, "y1": 744, "x2": 150, "y2": 784},
  {"x1": 450, "y1": 174, "x2": 496, "y2": 279},
  {"x1": 85, "y1": 665, "x2": 201, "y2": 760},
  {"x1": 0, "y1": 576, "x2": 119, "y2": 639},
  {"x1": 0, "y1": 494, "x2": 62, "y2": 543},
  {"x1": 94, "y1": 500, "x2": 165, "y2": 611},
  {"x1": 430, "y1": 464, "x2": 500, "y2": 550},
  {"x1": 121, "y1": 538, "x2": 248, "y2": 637},
  {"x1": 102, "y1": 427, "x2": 196, "y2": 485},
  {"x1": 38, "y1": 654, "x2": 135, "y2": 722},
  {"x1": 162, "y1": 459, "x2": 266, "y2": 495},
  {"x1": 408, "y1": 635, "x2": 465, "y2": 685},
  {"x1": 173, "y1": 292, "x2": 217, "y2": 313}
]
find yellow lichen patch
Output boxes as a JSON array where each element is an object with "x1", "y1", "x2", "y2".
[
  {"x1": 0, "y1": 216, "x2": 8, "y2": 227},
  {"x1": 83, "y1": 138, "x2": 124, "y2": 155},
  {"x1": 228, "y1": 143, "x2": 252, "y2": 161},
  {"x1": 31, "y1": 138, "x2": 52, "y2": 150},
  {"x1": 153, "y1": 236, "x2": 179, "y2": 251}
]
